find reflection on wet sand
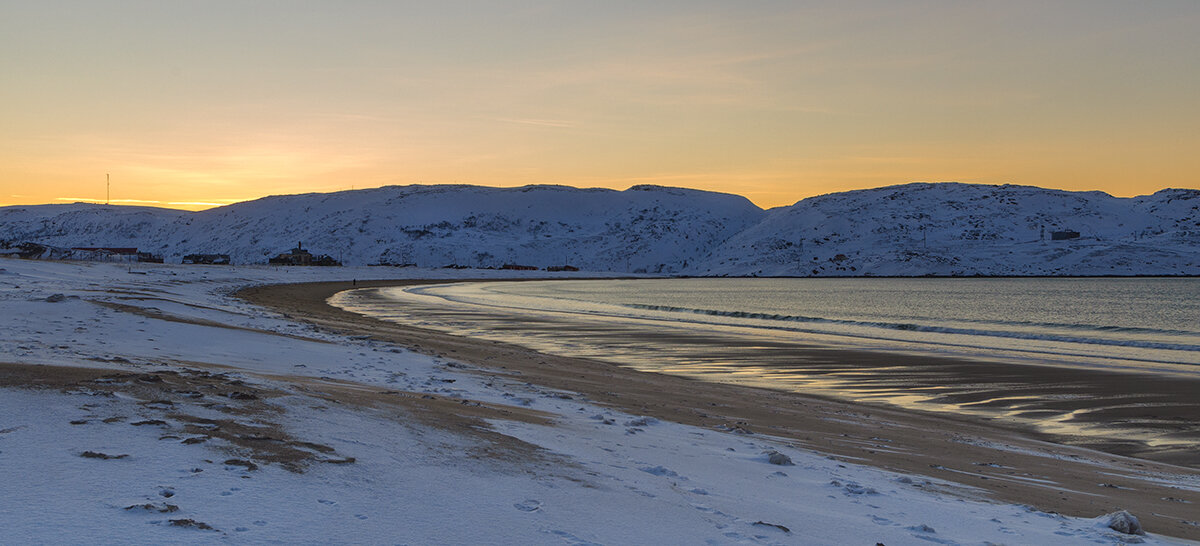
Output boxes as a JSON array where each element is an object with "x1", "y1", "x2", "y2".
[{"x1": 334, "y1": 287, "x2": 1200, "y2": 468}]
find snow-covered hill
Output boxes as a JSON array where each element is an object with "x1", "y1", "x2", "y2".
[
  {"x1": 0, "y1": 184, "x2": 764, "y2": 274},
  {"x1": 1, "y1": 182, "x2": 1196, "y2": 276},
  {"x1": 694, "y1": 183, "x2": 1199, "y2": 276}
]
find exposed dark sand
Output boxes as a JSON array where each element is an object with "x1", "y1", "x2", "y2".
[
  {"x1": 1, "y1": 360, "x2": 558, "y2": 473},
  {"x1": 238, "y1": 279, "x2": 1200, "y2": 540}
]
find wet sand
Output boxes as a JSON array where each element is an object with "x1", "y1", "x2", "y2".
[
  {"x1": 334, "y1": 283, "x2": 1200, "y2": 467},
  {"x1": 238, "y1": 279, "x2": 1200, "y2": 540}
]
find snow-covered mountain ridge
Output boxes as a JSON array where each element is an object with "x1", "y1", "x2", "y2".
[
  {"x1": 1, "y1": 182, "x2": 1196, "y2": 276},
  {"x1": 0, "y1": 184, "x2": 764, "y2": 274},
  {"x1": 701, "y1": 183, "x2": 1199, "y2": 276}
]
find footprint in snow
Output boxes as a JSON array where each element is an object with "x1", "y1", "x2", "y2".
[
  {"x1": 907, "y1": 523, "x2": 936, "y2": 534},
  {"x1": 546, "y1": 529, "x2": 602, "y2": 546},
  {"x1": 638, "y1": 465, "x2": 680, "y2": 478},
  {"x1": 831, "y1": 480, "x2": 878, "y2": 495},
  {"x1": 513, "y1": 499, "x2": 541, "y2": 512}
]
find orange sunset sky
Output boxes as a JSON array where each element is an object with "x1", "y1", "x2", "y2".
[{"x1": 1, "y1": 1, "x2": 1197, "y2": 211}]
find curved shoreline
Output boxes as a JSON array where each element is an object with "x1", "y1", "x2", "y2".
[
  {"x1": 237, "y1": 278, "x2": 1200, "y2": 540},
  {"x1": 332, "y1": 279, "x2": 1200, "y2": 459}
]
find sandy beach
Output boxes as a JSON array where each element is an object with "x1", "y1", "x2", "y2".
[
  {"x1": 239, "y1": 279, "x2": 1200, "y2": 540},
  {"x1": 3, "y1": 260, "x2": 1196, "y2": 543}
]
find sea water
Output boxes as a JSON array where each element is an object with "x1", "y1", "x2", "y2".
[
  {"x1": 349, "y1": 277, "x2": 1200, "y2": 370},
  {"x1": 331, "y1": 277, "x2": 1200, "y2": 462}
]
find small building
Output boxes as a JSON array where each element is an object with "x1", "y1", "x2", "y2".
[
  {"x1": 182, "y1": 253, "x2": 231, "y2": 265},
  {"x1": 137, "y1": 252, "x2": 164, "y2": 264},
  {"x1": 268, "y1": 242, "x2": 341, "y2": 266},
  {"x1": 501, "y1": 263, "x2": 538, "y2": 271},
  {"x1": 1050, "y1": 230, "x2": 1080, "y2": 241},
  {"x1": 71, "y1": 247, "x2": 162, "y2": 263},
  {"x1": 546, "y1": 265, "x2": 579, "y2": 272},
  {"x1": 269, "y1": 242, "x2": 314, "y2": 265},
  {"x1": 310, "y1": 255, "x2": 341, "y2": 266},
  {"x1": 73, "y1": 246, "x2": 138, "y2": 256}
]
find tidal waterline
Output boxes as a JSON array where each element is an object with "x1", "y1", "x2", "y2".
[{"x1": 330, "y1": 277, "x2": 1200, "y2": 466}]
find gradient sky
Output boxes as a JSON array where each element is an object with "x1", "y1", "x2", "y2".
[{"x1": 2, "y1": 1, "x2": 1197, "y2": 210}]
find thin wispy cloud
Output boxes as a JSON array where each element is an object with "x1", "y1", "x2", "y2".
[
  {"x1": 51, "y1": 196, "x2": 245, "y2": 209},
  {"x1": 54, "y1": 197, "x2": 165, "y2": 204},
  {"x1": 493, "y1": 118, "x2": 575, "y2": 128},
  {"x1": 167, "y1": 200, "x2": 243, "y2": 207}
]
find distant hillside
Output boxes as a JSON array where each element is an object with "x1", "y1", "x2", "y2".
[
  {"x1": 0, "y1": 184, "x2": 764, "y2": 274},
  {"x1": 1, "y1": 182, "x2": 1196, "y2": 276},
  {"x1": 696, "y1": 183, "x2": 1199, "y2": 276}
]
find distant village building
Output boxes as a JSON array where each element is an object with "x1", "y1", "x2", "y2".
[
  {"x1": 73, "y1": 247, "x2": 137, "y2": 258},
  {"x1": 501, "y1": 263, "x2": 538, "y2": 271},
  {"x1": 545, "y1": 265, "x2": 579, "y2": 272},
  {"x1": 268, "y1": 242, "x2": 341, "y2": 266},
  {"x1": 182, "y1": 253, "x2": 231, "y2": 265},
  {"x1": 69, "y1": 247, "x2": 163, "y2": 263},
  {"x1": 1050, "y1": 230, "x2": 1081, "y2": 241},
  {"x1": 269, "y1": 242, "x2": 314, "y2": 265}
]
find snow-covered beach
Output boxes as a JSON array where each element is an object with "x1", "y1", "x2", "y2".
[{"x1": 2, "y1": 258, "x2": 1197, "y2": 544}]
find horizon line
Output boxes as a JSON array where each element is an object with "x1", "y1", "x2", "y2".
[{"x1": 1, "y1": 180, "x2": 1190, "y2": 213}]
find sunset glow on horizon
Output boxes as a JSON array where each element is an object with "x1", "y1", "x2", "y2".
[{"x1": 2, "y1": 1, "x2": 1197, "y2": 212}]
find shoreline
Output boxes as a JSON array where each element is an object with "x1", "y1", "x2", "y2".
[
  {"x1": 671, "y1": 274, "x2": 1200, "y2": 279},
  {"x1": 332, "y1": 279, "x2": 1200, "y2": 464},
  {"x1": 238, "y1": 278, "x2": 1200, "y2": 540}
]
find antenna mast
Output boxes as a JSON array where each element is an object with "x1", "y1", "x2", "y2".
[{"x1": 106, "y1": 173, "x2": 110, "y2": 205}]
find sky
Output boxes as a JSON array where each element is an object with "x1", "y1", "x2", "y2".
[{"x1": 1, "y1": 1, "x2": 1197, "y2": 211}]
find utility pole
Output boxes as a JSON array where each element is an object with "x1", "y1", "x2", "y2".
[{"x1": 106, "y1": 173, "x2": 110, "y2": 205}]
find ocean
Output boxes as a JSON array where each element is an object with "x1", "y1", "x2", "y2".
[{"x1": 331, "y1": 277, "x2": 1200, "y2": 465}]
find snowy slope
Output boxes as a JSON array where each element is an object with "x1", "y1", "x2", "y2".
[
  {"x1": 1, "y1": 182, "x2": 1196, "y2": 275},
  {"x1": 0, "y1": 203, "x2": 189, "y2": 249},
  {"x1": 0, "y1": 184, "x2": 764, "y2": 274},
  {"x1": 694, "y1": 183, "x2": 1200, "y2": 276},
  {"x1": 0, "y1": 259, "x2": 1186, "y2": 544}
]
